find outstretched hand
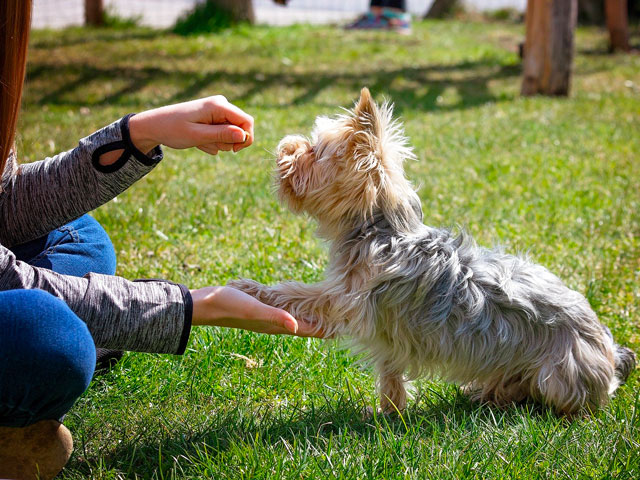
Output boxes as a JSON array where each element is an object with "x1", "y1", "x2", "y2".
[
  {"x1": 190, "y1": 286, "x2": 324, "y2": 338},
  {"x1": 126, "y1": 99, "x2": 321, "y2": 339},
  {"x1": 128, "y1": 95, "x2": 254, "y2": 155}
]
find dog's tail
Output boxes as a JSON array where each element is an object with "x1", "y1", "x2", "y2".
[
  {"x1": 613, "y1": 344, "x2": 636, "y2": 387},
  {"x1": 603, "y1": 324, "x2": 636, "y2": 393}
]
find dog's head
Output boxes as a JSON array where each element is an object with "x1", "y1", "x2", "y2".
[{"x1": 276, "y1": 88, "x2": 420, "y2": 238}]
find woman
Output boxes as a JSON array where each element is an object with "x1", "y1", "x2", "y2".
[{"x1": 0, "y1": 2, "x2": 321, "y2": 477}]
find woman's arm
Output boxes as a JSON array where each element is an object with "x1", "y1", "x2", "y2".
[
  {"x1": 0, "y1": 96, "x2": 253, "y2": 247},
  {"x1": 0, "y1": 245, "x2": 321, "y2": 353},
  {"x1": 0, "y1": 116, "x2": 160, "y2": 247},
  {"x1": 0, "y1": 243, "x2": 190, "y2": 354}
]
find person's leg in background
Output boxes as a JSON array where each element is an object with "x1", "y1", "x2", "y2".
[
  {"x1": 373, "y1": 0, "x2": 411, "y2": 33},
  {"x1": 0, "y1": 289, "x2": 96, "y2": 479},
  {"x1": 371, "y1": 0, "x2": 406, "y2": 12},
  {"x1": 10, "y1": 214, "x2": 124, "y2": 372},
  {"x1": 347, "y1": 0, "x2": 411, "y2": 33}
]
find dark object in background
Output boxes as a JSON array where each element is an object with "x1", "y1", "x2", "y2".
[
  {"x1": 84, "y1": 0, "x2": 104, "y2": 26},
  {"x1": 606, "y1": 0, "x2": 630, "y2": 51},
  {"x1": 425, "y1": 0, "x2": 458, "y2": 19},
  {"x1": 173, "y1": 0, "x2": 237, "y2": 35},
  {"x1": 579, "y1": 0, "x2": 604, "y2": 23},
  {"x1": 94, "y1": 349, "x2": 124, "y2": 376},
  {"x1": 371, "y1": 0, "x2": 406, "y2": 8},
  {"x1": 579, "y1": 0, "x2": 639, "y2": 23},
  {"x1": 209, "y1": 0, "x2": 255, "y2": 23},
  {"x1": 521, "y1": 0, "x2": 577, "y2": 96}
]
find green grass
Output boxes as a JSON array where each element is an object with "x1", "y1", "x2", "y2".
[{"x1": 19, "y1": 20, "x2": 640, "y2": 479}]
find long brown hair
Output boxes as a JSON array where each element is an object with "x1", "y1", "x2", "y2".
[{"x1": 0, "y1": 1, "x2": 32, "y2": 175}]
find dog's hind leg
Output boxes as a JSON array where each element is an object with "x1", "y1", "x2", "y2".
[
  {"x1": 464, "y1": 375, "x2": 529, "y2": 408},
  {"x1": 535, "y1": 334, "x2": 615, "y2": 415}
]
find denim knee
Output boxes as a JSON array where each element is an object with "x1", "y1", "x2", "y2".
[
  {"x1": 67, "y1": 214, "x2": 117, "y2": 276},
  {"x1": 0, "y1": 290, "x2": 96, "y2": 427},
  {"x1": 9, "y1": 214, "x2": 117, "y2": 278}
]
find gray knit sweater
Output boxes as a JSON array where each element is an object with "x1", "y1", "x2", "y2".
[{"x1": 0, "y1": 115, "x2": 191, "y2": 354}]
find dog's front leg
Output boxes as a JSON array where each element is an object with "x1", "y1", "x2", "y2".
[
  {"x1": 378, "y1": 360, "x2": 408, "y2": 414},
  {"x1": 227, "y1": 279, "x2": 334, "y2": 334}
]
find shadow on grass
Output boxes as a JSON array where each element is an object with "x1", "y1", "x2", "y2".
[
  {"x1": 29, "y1": 28, "x2": 164, "y2": 50},
  {"x1": 26, "y1": 59, "x2": 521, "y2": 114},
  {"x1": 67, "y1": 389, "x2": 554, "y2": 476},
  {"x1": 578, "y1": 28, "x2": 640, "y2": 55}
]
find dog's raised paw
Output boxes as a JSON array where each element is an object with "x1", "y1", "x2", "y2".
[{"x1": 227, "y1": 278, "x2": 262, "y2": 296}]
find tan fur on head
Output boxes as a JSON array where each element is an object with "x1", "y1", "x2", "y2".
[
  {"x1": 275, "y1": 135, "x2": 315, "y2": 213},
  {"x1": 276, "y1": 87, "x2": 419, "y2": 239},
  {"x1": 233, "y1": 88, "x2": 635, "y2": 416}
]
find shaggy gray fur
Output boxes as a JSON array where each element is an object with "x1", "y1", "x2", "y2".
[{"x1": 340, "y1": 202, "x2": 635, "y2": 412}]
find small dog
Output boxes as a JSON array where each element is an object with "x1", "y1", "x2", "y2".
[{"x1": 230, "y1": 88, "x2": 636, "y2": 415}]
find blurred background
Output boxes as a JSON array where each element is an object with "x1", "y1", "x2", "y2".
[{"x1": 33, "y1": 1, "x2": 531, "y2": 29}]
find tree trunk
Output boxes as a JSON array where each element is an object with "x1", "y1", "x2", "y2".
[
  {"x1": 425, "y1": 0, "x2": 458, "y2": 19},
  {"x1": 84, "y1": 0, "x2": 104, "y2": 26},
  {"x1": 521, "y1": 0, "x2": 578, "y2": 97},
  {"x1": 605, "y1": 0, "x2": 630, "y2": 51},
  {"x1": 210, "y1": 0, "x2": 255, "y2": 23}
]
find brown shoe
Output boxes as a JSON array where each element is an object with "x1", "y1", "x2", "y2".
[{"x1": 0, "y1": 420, "x2": 73, "y2": 479}]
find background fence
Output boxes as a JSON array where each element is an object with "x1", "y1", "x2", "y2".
[{"x1": 32, "y1": 0, "x2": 527, "y2": 29}]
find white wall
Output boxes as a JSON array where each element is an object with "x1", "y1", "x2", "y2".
[
  {"x1": 32, "y1": 0, "x2": 527, "y2": 30},
  {"x1": 460, "y1": 0, "x2": 526, "y2": 13}
]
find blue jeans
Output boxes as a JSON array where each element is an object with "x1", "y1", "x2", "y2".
[{"x1": 0, "y1": 215, "x2": 116, "y2": 427}]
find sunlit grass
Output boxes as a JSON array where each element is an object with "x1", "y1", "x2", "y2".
[{"x1": 18, "y1": 19, "x2": 640, "y2": 479}]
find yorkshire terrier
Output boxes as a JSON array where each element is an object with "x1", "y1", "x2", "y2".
[{"x1": 229, "y1": 88, "x2": 636, "y2": 415}]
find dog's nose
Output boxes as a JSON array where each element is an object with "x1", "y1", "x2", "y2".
[{"x1": 278, "y1": 143, "x2": 297, "y2": 157}]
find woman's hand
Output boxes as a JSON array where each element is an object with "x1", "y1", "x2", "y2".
[
  {"x1": 128, "y1": 96, "x2": 254, "y2": 155},
  {"x1": 190, "y1": 286, "x2": 324, "y2": 338}
]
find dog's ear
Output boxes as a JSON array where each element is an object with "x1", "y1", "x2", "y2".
[
  {"x1": 350, "y1": 88, "x2": 419, "y2": 226},
  {"x1": 355, "y1": 87, "x2": 376, "y2": 118},
  {"x1": 353, "y1": 87, "x2": 382, "y2": 138}
]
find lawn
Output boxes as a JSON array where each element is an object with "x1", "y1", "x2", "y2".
[{"x1": 19, "y1": 19, "x2": 640, "y2": 479}]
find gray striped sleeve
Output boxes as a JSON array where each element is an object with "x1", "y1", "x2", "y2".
[
  {"x1": 0, "y1": 115, "x2": 161, "y2": 247},
  {"x1": 0, "y1": 246, "x2": 191, "y2": 353}
]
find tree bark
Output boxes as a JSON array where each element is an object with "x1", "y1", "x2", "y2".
[
  {"x1": 606, "y1": 0, "x2": 630, "y2": 52},
  {"x1": 521, "y1": 0, "x2": 578, "y2": 97},
  {"x1": 425, "y1": 0, "x2": 458, "y2": 19},
  {"x1": 210, "y1": 0, "x2": 255, "y2": 23},
  {"x1": 84, "y1": 0, "x2": 104, "y2": 26}
]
